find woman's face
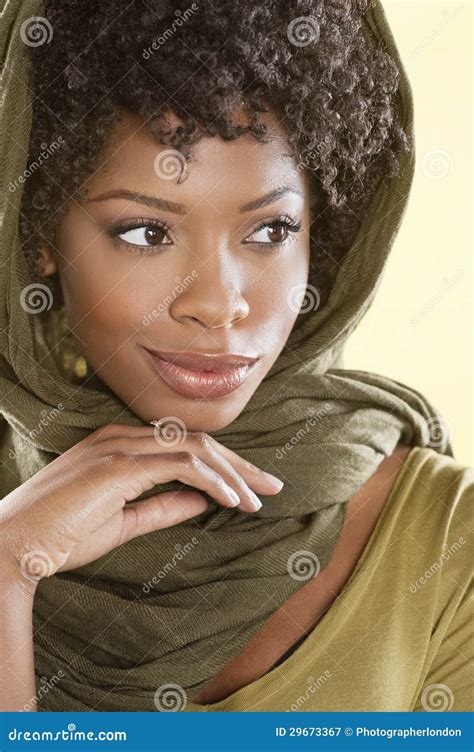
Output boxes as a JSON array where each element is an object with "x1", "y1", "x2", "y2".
[{"x1": 44, "y1": 110, "x2": 311, "y2": 431}]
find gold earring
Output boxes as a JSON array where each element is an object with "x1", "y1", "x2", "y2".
[
  {"x1": 50, "y1": 307, "x2": 89, "y2": 382},
  {"x1": 71, "y1": 353, "x2": 89, "y2": 380},
  {"x1": 60, "y1": 340, "x2": 89, "y2": 382}
]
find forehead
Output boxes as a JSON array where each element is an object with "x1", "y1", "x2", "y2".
[{"x1": 83, "y1": 109, "x2": 308, "y2": 209}]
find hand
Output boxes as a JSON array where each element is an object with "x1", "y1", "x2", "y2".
[{"x1": 0, "y1": 422, "x2": 284, "y2": 590}]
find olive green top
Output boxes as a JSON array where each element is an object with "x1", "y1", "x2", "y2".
[{"x1": 184, "y1": 447, "x2": 473, "y2": 712}]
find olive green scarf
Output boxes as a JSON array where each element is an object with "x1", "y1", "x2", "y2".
[{"x1": 0, "y1": 0, "x2": 452, "y2": 711}]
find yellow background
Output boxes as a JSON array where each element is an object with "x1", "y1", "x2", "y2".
[{"x1": 345, "y1": 1, "x2": 473, "y2": 465}]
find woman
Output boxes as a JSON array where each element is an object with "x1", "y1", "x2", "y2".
[{"x1": 0, "y1": 0, "x2": 471, "y2": 713}]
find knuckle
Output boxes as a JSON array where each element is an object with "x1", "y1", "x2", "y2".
[
  {"x1": 98, "y1": 452, "x2": 130, "y2": 473},
  {"x1": 243, "y1": 458, "x2": 257, "y2": 472},
  {"x1": 190, "y1": 431, "x2": 210, "y2": 450},
  {"x1": 96, "y1": 437, "x2": 131, "y2": 456},
  {"x1": 174, "y1": 451, "x2": 199, "y2": 470}
]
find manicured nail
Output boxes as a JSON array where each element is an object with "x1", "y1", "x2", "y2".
[
  {"x1": 263, "y1": 473, "x2": 284, "y2": 491},
  {"x1": 227, "y1": 487, "x2": 241, "y2": 506},
  {"x1": 249, "y1": 491, "x2": 262, "y2": 511}
]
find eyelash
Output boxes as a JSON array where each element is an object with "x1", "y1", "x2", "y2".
[
  {"x1": 246, "y1": 214, "x2": 303, "y2": 250},
  {"x1": 108, "y1": 218, "x2": 173, "y2": 256},
  {"x1": 107, "y1": 214, "x2": 303, "y2": 255}
]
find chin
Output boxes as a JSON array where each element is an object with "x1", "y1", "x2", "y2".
[
  {"x1": 99, "y1": 360, "x2": 261, "y2": 432},
  {"x1": 129, "y1": 391, "x2": 252, "y2": 434}
]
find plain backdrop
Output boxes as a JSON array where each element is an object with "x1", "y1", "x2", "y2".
[{"x1": 344, "y1": 0, "x2": 473, "y2": 465}]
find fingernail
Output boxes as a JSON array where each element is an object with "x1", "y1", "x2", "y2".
[
  {"x1": 249, "y1": 491, "x2": 262, "y2": 511},
  {"x1": 227, "y1": 488, "x2": 241, "y2": 507},
  {"x1": 263, "y1": 473, "x2": 284, "y2": 491}
]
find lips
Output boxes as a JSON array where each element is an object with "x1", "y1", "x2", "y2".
[{"x1": 142, "y1": 348, "x2": 260, "y2": 399}]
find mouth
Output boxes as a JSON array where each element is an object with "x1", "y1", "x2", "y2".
[{"x1": 141, "y1": 347, "x2": 260, "y2": 399}]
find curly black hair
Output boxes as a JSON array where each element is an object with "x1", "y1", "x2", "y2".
[{"x1": 19, "y1": 0, "x2": 412, "y2": 309}]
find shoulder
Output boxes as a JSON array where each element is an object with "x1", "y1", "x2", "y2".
[
  {"x1": 397, "y1": 446, "x2": 473, "y2": 545},
  {"x1": 367, "y1": 444, "x2": 473, "y2": 536},
  {"x1": 387, "y1": 446, "x2": 473, "y2": 598},
  {"x1": 350, "y1": 445, "x2": 472, "y2": 598},
  {"x1": 403, "y1": 449, "x2": 473, "y2": 712}
]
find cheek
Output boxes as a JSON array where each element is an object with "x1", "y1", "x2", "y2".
[
  {"x1": 58, "y1": 254, "x2": 140, "y2": 338},
  {"x1": 249, "y1": 246, "x2": 310, "y2": 349},
  {"x1": 55, "y1": 219, "x2": 174, "y2": 338}
]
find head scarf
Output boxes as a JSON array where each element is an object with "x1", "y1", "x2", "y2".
[{"x1": 0, "y1": 0, "x2": 452, "y2": 710}]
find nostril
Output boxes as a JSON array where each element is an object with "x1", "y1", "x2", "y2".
[
  {"x1": 196, "y1": 319, "x2": 235, "y2": 330},
  {"x1": 169, "y1": 288, "x2": 249, "y2": 329}
]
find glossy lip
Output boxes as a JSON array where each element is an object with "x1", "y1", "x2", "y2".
[{"x1": 141, "y1": 347, "x2": 260, "y2": 399}]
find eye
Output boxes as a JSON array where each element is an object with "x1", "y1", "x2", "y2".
[
  {"x1": 108, "y1": 220, "x2": 172, "y2": 252},
  {"x1": 117, "y1": 224, "x2": 171, "y2": 247},
  {"x1": 244, "y1": 215, "x2": 302, "y2": 247}
]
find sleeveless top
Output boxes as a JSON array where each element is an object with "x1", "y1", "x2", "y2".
[{"x1": 183, "y1": 447, "x2": 473, "y2": 712}]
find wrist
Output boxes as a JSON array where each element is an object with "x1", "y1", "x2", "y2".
[{"x1": 0, "y1": 556, "x2": 38, "y2": 602}]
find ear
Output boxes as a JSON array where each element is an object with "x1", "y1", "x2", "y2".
[{"x1": 39, "y1": 245, "x2": 57, "y2": 277}]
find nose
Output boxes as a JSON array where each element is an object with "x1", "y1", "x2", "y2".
[{"x1": 169, "y1": 263, "x2": 250, "y2": 330}]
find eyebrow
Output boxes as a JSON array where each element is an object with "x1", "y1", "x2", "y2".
[
  {"x1": 84, "y1": 185, "x2": 303, "y2": 214},
  {"x1": 239, "y1": 186, "x2": 304, "y2": 212}
]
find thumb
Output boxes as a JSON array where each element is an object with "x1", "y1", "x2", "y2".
[{"x1": 121, "y1": 490, "x2": 208, "y2": 542}]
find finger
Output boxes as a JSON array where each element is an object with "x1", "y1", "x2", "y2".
[
  {"x1": 102, "y1": 435, "x2": 259, "y2": 512},
  {"x1": 121, "y1": 491, "x2": 208, "y2": 543},
  {"x1": 84, "y1": 422, "x2": 159, "y2": 447},
  {"x1": 212, "y1": 440, "x2": 284, "y2": 494},
  {"x1": 129, "y1": 452, "x2": 242, "y2": 510},
  {"x1": 100, "y1": 431, "x2": 285, "y2": 496},
  {"x1": 188, "y1": 433, "x2": 283, "y2": 499},
  {"x1": 185, "y1": 437, "x2": 263, "y2": 512}
]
